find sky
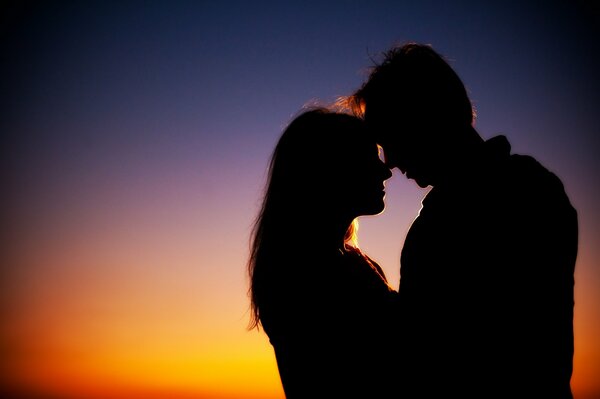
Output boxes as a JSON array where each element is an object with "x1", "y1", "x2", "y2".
[{"x1": 1, "y1": 1, "x2": 599, "y2": 398}]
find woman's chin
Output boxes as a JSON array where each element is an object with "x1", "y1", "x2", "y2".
[{"x1": 361, "y1": 201, "x2": 386, "y2": 216}]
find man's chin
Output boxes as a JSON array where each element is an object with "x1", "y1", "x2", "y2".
[
  {"x1": 405, "y1": 171, "x2": 431, "y2": 188},
  {"x1": 414, "y1": 178, "x2": 431, "y2": 188}
]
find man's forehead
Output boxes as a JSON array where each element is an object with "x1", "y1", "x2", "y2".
[{"x1": 364, "y1": 100, "x2": 397, "y2": 121}]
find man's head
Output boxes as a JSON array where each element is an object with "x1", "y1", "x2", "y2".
[{"x1": 349, "y1": 43, "x2": 476, "y2": 187}]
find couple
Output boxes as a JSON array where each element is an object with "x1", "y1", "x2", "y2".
[{"x1": 248, "y1": 43, "x2": 578, "y2": 398}]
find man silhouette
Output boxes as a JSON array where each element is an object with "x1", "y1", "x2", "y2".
[{"x1": 348, "y1": 43, "x2": 578, "y2": 398}]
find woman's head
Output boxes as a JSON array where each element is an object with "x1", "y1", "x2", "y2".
[
  {"x1": 265, "y1": 107, "x2": 391, "y2": 224},
  {"x1": 248, "y1": 107, "x2": 391, "y2": 329}
]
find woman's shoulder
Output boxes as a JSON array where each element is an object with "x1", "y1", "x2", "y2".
[{"x1": 346, "y1": 248, "x2": 392, "y2": 284}]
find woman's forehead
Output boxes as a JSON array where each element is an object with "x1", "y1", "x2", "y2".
[{"x1": 339, "y1": 137, "x2": 379, "y2": 159}]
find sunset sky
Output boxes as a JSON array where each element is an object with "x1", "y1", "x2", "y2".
[{"x1": 2, "y1": 1, "x2": 599, "y2": 398}]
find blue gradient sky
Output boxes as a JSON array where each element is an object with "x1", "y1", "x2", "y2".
[{"x1": 2, "y1": 1, "x2": 599, "y2": 398}]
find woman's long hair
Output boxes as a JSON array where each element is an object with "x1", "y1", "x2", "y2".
[{"x1": 247, "y1": 107, "x2": 365, "y2": 330}]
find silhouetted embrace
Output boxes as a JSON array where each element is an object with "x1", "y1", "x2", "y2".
[
  {"x1": 248, "y1": 108, "x2": 399, "y2": 398},
  {"x1": 348, "y1": 43, "x2": 578, "y2": 398}
]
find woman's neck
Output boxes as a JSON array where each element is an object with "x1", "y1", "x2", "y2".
[{"x1": 311, "y1": 216, "x2": 353, "y2": 253}]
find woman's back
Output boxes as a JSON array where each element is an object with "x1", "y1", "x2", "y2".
[{"x1": 259, "y1": 248, "x2": 399, "y2": 398}]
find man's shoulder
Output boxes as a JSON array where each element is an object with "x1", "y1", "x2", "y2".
[
  {"x1": 483, "y1": 135, "x2": 560, "y2": 185},
  {"x1": 507, "y1": 153, "x2": 565, "y2": 191},
  {"x1": 506, "y1": 153, "x2": 576, "y2": 214}
]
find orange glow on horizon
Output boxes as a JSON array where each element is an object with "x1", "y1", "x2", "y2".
[
  {"x1": 3, "y1": 305, "x2": 284, "y2": 399},
  {"x1": 3, "y1": 256, "x2": 598, "y2": 399}
]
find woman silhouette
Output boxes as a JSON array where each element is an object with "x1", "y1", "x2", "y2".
[{"x1": 248, "y1": 107, "x2": 398, "y2": 398}]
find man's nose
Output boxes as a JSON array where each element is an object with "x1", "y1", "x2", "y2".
[
  {"x1": 379, "y1": 161, "x2": 393, "y2": 179},
  {"x1": 384, "y1": 158, "x2": 404, "y2": 174}
]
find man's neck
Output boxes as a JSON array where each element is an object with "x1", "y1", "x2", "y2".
[{"x1": 435, "y1": 126, "x2": 486, "y2": 190}]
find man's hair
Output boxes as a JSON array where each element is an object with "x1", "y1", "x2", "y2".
[{"x1": 346, "y1": 42, "x2": 475, "y2": 127}]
